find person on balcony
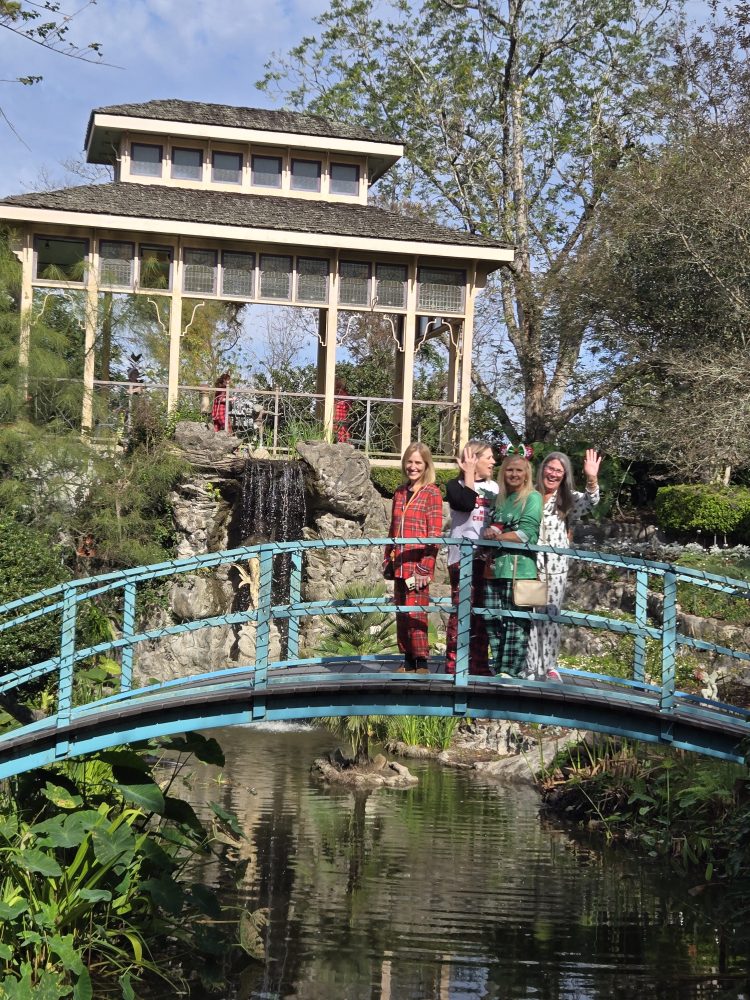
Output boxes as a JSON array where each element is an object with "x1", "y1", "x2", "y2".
[
  {"x1": 333, "y1": 378, "x2": 351, "y2": 443},
  {"x1": 211, "y1": 372, "x2": 231, "y2": 433},
  {"x1": 526, "y1": 449, "x2": 601, "y2": 681},
  {"x1": 383, "y1": 442, "x2": 444, "y2": 673},
  {"x1": 483, "y1": 446, "x2": 542, "y2": 677},
  {"x1": 445, "y1": 440, "x2": 498, "y2": 675}
]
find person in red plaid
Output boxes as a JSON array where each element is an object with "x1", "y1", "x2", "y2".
[{"x1": 383, "y1": 442, "x2": 444, "y2": 673}]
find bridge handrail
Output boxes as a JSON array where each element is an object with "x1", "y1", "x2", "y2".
[{"x1": 2, "y1": 537, "x2": 750, "y2": 627}]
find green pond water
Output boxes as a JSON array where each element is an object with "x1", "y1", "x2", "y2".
[{"x1": 167, "y1": 725, "x2": 750, "y2": 999}]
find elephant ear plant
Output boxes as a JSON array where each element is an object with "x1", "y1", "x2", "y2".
[{"x1": 0, "y1": 732, "x2": 250, "y2": 998}]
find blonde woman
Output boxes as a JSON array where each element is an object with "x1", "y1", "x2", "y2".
[
  {"x1": 483, "y1": 446, "x2": 542, "y2": 677},
  {"x1": 383, "y1": 442, "x2": 444, "y2": 673}
]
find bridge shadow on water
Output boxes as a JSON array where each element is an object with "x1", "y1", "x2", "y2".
[{"x1": 1, "y1": 536, "x2": 750, "y2": 777}]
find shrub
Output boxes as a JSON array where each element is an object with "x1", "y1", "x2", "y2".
[
  {"x1": 370, "y1": 466, "x2": 455, "y2": 498},
  {"x1": 655, "y1": 484, "x2": 750, "y2": 539}
]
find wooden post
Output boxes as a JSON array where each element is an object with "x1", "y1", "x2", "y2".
[
  {"x1": 81, "y1": 234, "x2": 98, "y2": 433},
  {"x1": 398, "y1": 258, "x2": 418, "y2": 455},
  {"x1": 458, "y1": 264, "x2": 478, "y2": 448},
  {"x1": 18, "y1": 231, "x2": 33, "y2": 378},
  {"x1": 320, "y1": 255, "x2": 338, "y2": 441},
  {"x1": 167, "y1": 242, "x2": 183, "y2": 413}
]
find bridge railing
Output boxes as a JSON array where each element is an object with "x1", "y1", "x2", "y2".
[{"x1": 2, "y1": 537, "x2": 750, "y2": 735}]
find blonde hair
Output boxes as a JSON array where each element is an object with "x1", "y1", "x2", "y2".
[
  {"x1": 401, "y1": 441, "x2": 436, "y2": 490},
  {"x1": 497, "y1": 454, "x2": 535, "y2": 505},
  {"x1": 462, "y1": 438, "x2": 494, "y2": 461}
]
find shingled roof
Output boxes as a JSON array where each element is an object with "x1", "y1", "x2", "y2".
[
  {"x1": 1, "y1": 182, "x2": 507, "y2": 250},
  {"x1": 87, "y1": 100, "x2": 400, "y2": 147}
]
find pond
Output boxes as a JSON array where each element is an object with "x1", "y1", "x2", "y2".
[{"x1": 170, "y1": 725, "x2": 750, "y2": 1000}]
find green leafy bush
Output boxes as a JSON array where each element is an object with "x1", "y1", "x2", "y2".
[
  {"x1": 655, "y1": 484, "x2": 750, "y2": 538},
  {"x1": 370, "y1": 466, "x2": 456, "y2": 498}
]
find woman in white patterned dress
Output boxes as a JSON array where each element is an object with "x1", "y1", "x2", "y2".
[{"x1": 526, "y1": 449, "x2": 601, "y2": 681}]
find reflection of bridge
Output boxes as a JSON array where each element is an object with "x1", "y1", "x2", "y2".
[{"x1": 2, "y1": 538, "x2": 750, "y2": 777}]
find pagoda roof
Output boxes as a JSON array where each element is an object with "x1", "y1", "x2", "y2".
[
  {"x1": 86, "y1": 99, "x2": 400, "y2": 149},
  {"x1": 0, "y1": 182, "x2": 510, "y2": 260}
]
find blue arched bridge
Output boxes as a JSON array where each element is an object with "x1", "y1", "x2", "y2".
[{"x1": 1, "y1": 537, "x2": 750, "y2": 776}]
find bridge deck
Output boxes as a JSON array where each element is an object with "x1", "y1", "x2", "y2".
[{"x1": 0, "y1": 659, "x2": 747, "y2": 779}]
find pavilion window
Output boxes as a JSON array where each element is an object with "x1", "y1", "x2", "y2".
[
  {"x1": 99, "y1": 240, "x2": 133, "y2": 287},
  {"x1": 35, "y1": 237, "x2": 88, "y2": 282},
  {"x1": 330, "y1": 162, "x2": 360, "y2": 196},
  {"x1": 222, "y1": 251, "x2": 255, "y2": 298},
  {"x1": 417, "y1": 266, "x2": 465, "y2": 312},
  {"x1": 139, "y1": 245, "x2": 172, "y2": 289},
  {"x1": 338, "y1": 261, "x2": 370, "y2": 306},
  {"x1": 375, "y1": 263, "x2": 407, "y2": 309},
  {"x1": 212, "y1": 151, "x2": 242, "y2": 184},
  {"x1": 252, "y1": 155, "x2": 282, "y2": 188},
  {"x1": 297, "y1": 257, "x2": 329, "y2": 302},
  {"x1": 291, "y1": 159, "x2": 321, "y2": 192},
  {"x1": 259, "y1": 254, "x2": 292, "y2": 299},
  {"x1": 131, "y1": 143, "x2": 163, "y2": 177},
  {"x1": 183, "y1": 249, "x2": 217, "y2": 294},
  {"x1": 172, "y1": 147, "x2": 203, "y2": 181}
]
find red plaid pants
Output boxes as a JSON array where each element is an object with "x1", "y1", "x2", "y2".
[
  {"x1": 445, "y1": 560, "x2": 491, "y2": 675},
  {"x1": 393, "y1": 578, "x2": 430, "y2": 660}
]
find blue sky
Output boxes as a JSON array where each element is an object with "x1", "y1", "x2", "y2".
[{"x1": 0, "y1": 0, "x2": 329, "y2": 196}]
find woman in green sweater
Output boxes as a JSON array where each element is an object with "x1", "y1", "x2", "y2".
[{"x1": 483, "y1": 447, "x2": 542, "y2": 676}]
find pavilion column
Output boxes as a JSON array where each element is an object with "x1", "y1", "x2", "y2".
[
  {"x1": 316, "y1": 255, "x2": 338, "y2": 441},
  {"x1": 446, "y1": 320, "x2": 461, "y2": 454},
  {"x1": 167, "y1": 243, "x2": 183, "y2": 413},
  {"x1": 458, "y1": 266, "x2": 478, "y2": 448},
  {"x1": 396, "y1": 258, "x2": 418, "y2": 455},
  {"x1": 81, "y1": 234, "x2": 99, "y2": 433},
  {"x1": 18, "y1": 231, "x2": 33, "y2": 377}
]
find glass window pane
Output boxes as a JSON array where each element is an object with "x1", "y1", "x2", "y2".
[
  {"x1": 291, "y1": 159, "x2": 321, "y2": 192},
  {"x1": 376, "y1": 263, "x2": 407, "y2": 309},
  {"x1": 99, "y1": 240, "x2": 133, "y2": 287},
  {"x1": 260, "y1": 254, "x2": 292, "y2": 299},
  {"x1": 183, "y1": 249, "x2": 217, "y2": 294},
  {"x1": 297, "y1": 258, "x2": 328, "y2": 302},
  {"x1": 212, "y1": 151, "x2": 242, "y2": 184},
  {"x1": 417, "y1": 267, "x2": 465, "y2": 312},
  {"x1": 172, "y1": 148, "x2": 203, "y2": 181},
  {"x1": 140, "y1": 246, "x2": 172, "y2": 289},
  {"x1": 252, "y1": 155, "x2": 282, "y2": 188},
  {"x1": 330, "y1": 163, "x2": 359, "y2": 196},
  {"x1": 35, "y1": 237, "x2": 87, "y2": 282},
  {"x1": 222, "y1": 251, "x2": 255, "y2": 298},
  {"x1": 339, "y1": 261, "x2": 370, "y2": 306},
  {"x1": 131, "y1": 143, "x2": 162, "y2": 177}
]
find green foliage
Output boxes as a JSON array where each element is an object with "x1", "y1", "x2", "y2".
[
  {"x1": 0, "y1": 733, "x2": 243, "y2": 996},
  {"x1": 385, "y1": 715, "x2": 460, "y2": 750},
  {"x1": 541, "y1": 742, "x2": 750, "y2": 880},
  {"x1": 673, "y1": 552, "x2": 750, "y2": 626},
  {"x1": 370, "y1": 466, "x2": 455, "y2": 498},
  {"x1": 655, "y1": 485, "x2": 750, "y2": 539},
  {"x1": 316, "y1": 582, "x2": 397, "y2": 657}
]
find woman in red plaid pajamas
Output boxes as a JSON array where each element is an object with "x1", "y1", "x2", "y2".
[{"x1": 383, "y1": 442, "x2": 444, "y2": 673}]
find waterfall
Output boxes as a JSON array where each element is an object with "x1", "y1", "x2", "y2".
[{"x1": 239, "y1": 460, "x2": 307, "y2": 650}]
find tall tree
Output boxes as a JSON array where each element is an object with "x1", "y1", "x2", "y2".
[{"x1": 259, "y1": 0, "x2": 684, "y2": 440}]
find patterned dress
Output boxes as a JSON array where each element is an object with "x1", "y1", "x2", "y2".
[{"x1": 525, "y1": 486, "x2": 600, "y2": 678}]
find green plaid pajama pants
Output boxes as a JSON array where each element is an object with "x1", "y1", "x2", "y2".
[{"x1": 484, "y1": 579, "x2": 530, "y2": 677}]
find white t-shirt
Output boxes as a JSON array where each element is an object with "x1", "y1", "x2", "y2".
[{"x1": 446, "y1": 476, "x2": 500, "y2": 565}]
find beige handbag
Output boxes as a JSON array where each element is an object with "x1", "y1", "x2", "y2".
[{"x1": 511, "y1": 516, "x2": 548, "y2": 607}]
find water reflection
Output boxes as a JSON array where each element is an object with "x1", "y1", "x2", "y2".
[{"x1": 175, "y1": 726, "x2": 750, "y2": 1000}]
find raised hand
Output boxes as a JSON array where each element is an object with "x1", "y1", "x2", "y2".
[
  {"x1": 457, "y1": 446, "x2": 478, "y2": 486},
  {"x1": 583, "y1": 448, "x2": 602, "y2": 481}
]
